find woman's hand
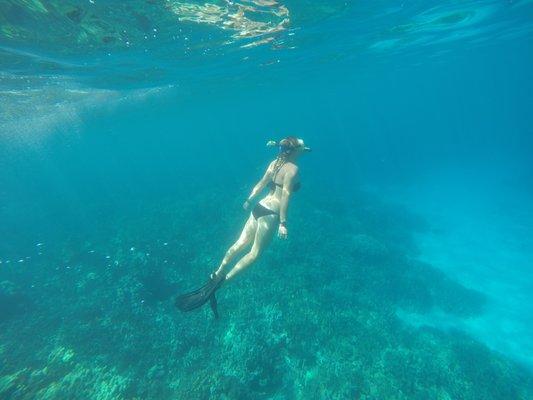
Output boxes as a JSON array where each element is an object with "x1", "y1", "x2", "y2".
[
  {"x1": 243, "y1": 199, "x2": 251, "y2": 210},
  {"x1": 278, "y1": 223, "x2": 288, "y2": 239}
]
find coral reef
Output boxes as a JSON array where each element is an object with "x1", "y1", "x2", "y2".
[{"x1": 0, "y1": 190, "x2": 531, "y2": 399}]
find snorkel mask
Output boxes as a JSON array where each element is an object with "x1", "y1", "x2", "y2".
[{"x1": 266, "y1": 138, "x2": 312, "y2": 153}]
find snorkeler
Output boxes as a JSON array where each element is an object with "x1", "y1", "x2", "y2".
[{"x1": 175, "y1": 136, "x2": 311, "y2": 318}]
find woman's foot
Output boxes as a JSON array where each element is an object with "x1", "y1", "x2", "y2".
[
  {"x1": 210, "y1": 269, "x2": 227, "y2": 281},
  {"x1": 211, "y1": 265, "x2": 225, "y2": 279}
]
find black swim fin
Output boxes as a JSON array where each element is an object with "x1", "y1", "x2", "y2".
[{"x1": 175, "y1": 272, "x2": 226, "y2": 317}]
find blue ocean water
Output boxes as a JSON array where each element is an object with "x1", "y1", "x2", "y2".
[{"x1": 1, "y1": 1, "x2": 533, "y2": 399}]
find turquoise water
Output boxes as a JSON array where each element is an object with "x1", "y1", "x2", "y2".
[{"x1": 1, "y1": 1, "x2": 533, "y2": 399}]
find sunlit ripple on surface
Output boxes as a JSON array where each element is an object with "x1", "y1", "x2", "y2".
[
  {"x1": 367, "y1": 1, "x2": 532, "y2": 54},
  {"x1": 168, "y1": 0, "x2": 289, "y2": 48}
]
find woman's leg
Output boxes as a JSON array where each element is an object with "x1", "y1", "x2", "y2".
[
  {"x1": 214, "y1": 214, "x2": 257, "y2": 276},
  {"x1": 226, "y1": 215, "x2": 277, "y2": 280}
]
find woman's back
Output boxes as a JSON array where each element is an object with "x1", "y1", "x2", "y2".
[{"x1": 261, "y1": 161, "x2": 299, "y2": 210}]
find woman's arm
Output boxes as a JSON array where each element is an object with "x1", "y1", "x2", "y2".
[
  {"x1": 278, "y1": 168, "x2": 298, "y2": 238},
  {"x1": 243, "y1": 161, "x2": 274, "y2": 208}
]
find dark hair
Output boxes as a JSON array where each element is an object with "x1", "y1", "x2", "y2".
[
  {"x1": 272, "y1": 136, "x2": 300, "y2": 177},
  {"x1": 279, "y1": 136, "x2": 300, "y2": 151}
]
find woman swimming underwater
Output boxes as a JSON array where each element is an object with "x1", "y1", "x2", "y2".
[{"x1": 175, "y1": 136, "x2": 311, "y2": 317}]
